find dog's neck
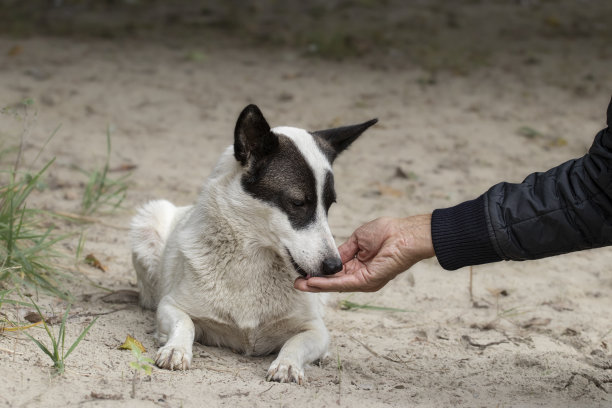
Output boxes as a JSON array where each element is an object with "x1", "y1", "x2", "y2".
[{"x1": 186, "y1": 147, "x2": 293, "y2": 279}]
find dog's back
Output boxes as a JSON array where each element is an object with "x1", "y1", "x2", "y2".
[{"x1": 130, "y1": 199, "x2": 189, "y2": 309}]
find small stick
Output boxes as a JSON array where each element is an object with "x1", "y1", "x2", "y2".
[
  {"x1": 258, "y1": 384, "x2": 274, "y2": 396},
  {"x1": 349, "y1": 335, "x2": 402, "y2": 363},
  {"x1": 0, "y1": 346, "x2": 22, "y2": 355}
]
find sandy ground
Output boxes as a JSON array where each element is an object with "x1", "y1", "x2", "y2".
[{"x1": 1, "y1": 2, "x2": 612, "y2": 407}]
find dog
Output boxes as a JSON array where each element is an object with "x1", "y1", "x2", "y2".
[{"x1": 130, "y1": 105, "x2": 377, "y2": 383}]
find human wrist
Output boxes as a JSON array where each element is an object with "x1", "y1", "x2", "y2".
[{"x1": 398, "y1": 214, "x2": 435, "y2": 262}]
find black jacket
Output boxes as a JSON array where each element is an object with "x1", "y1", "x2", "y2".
[{"x1": 431, "y1": 96, "x2": 612, "y2": 270}]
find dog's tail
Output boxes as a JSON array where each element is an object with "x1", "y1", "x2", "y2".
[{"x1": 130, "y1": 199, "x2": 177, "y2": 310}]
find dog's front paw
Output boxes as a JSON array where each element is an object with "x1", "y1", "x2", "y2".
[
  {"x1": 266, "y1": 358, "x2": 305, "y2": 385},
  {"x1": 155, "y1": 345, "x2": 192, "y2": 370}
]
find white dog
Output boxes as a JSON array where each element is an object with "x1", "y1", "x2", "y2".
[{"x1": 130, "y1": 105, "x2": 376, "y2": 384}]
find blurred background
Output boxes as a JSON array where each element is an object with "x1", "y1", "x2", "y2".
[{"x1": 2, "y1": 0, "x2": 611, "y2": 70}]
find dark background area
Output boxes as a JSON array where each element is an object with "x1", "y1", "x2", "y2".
[{"x1": 2, "y1": 0, "x2": 611, "y2": 72}]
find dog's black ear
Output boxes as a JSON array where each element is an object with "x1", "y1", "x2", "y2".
[
  {"x1": 312, "y1": 118, "x2": 378, "y2": 163},
  {"x1": 234, "y1": 104, "x2": 278, "y2": 166}
]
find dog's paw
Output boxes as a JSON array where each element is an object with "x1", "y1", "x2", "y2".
[
  {"x1": 266, "y1": 358, "x2": 305, "y2": 385},
  {"x1": 155, "y1": 345, "x2": 192, "y2": 370}
]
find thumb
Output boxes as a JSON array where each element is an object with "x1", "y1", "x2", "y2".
[{"x1": 338, "y1": 234, "x2": 359, "y2": 264}]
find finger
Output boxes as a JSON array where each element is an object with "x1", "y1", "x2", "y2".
[
  {"x1": 338, "y1": 234, "x2": 359, "y2": 264},
  {"x1": 304, "y1": 274, "x2": 363, "y2": 292},
  {"x1": 294, "y1": 277, "x2": 321, "y2": 292}
]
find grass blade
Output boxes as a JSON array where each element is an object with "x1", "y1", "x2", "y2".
[
  {"x1": 64, "y1": 316, "x2": 98, "y2": 360},
  {"x1": 339, "y1": 299, "x2": 413, "y2": 313},
  {"x1": 23, "y1": 332, "x2": 55, "y2": 361}
]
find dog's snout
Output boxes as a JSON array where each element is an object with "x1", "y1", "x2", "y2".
[{"x1": 321, "y1": 257, "x2": 343, "y2": 275}]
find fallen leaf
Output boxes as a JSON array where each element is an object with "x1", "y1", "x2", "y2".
[
  {"x1": 118, "y1": 335, "x2": 146, "y2": 353},
  {"x1": 85, "y1": 254, "x2": 107, "y2": 272},
  {"x1": 23, "y1": 311, "x2": 61, "y2": 325},
  {"x1": 23, "y1": 311, "x2": 43, "y2": 323}
]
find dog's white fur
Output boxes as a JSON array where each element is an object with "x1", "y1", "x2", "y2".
[{"x1": 131, "y1": 126, "x2": 334, "y2": 383}]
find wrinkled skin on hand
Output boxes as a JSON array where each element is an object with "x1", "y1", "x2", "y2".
[{"x1": 294, "y1": 214, "x2": 435, "y2": 293}]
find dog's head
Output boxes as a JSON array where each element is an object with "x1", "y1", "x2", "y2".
[{"x1": 234, "y1": 104, "x2": 377, "y2": 278}]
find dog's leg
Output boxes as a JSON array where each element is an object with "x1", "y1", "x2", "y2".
[
  {"x1": 266, "y1": 319, "x2": 329, "y2": 384},
  {"x1": 155, "y1": 297, "x2": 195, "y2": 370}
]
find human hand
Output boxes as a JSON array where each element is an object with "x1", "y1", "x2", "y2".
[{"x1": 294, "y1": 214, "x2": 435, "y2": 292}]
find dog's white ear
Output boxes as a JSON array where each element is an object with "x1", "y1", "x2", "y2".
[
  {"x1": 312, "y1": 119, "x2": 377, "y2": 163},
  {"x1": 234, "y1": 105, "x2": 278, "y2": 166}
]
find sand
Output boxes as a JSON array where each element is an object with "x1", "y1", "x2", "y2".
[{"x1": 1, "y1": 2, "x2": 611, "y2": 406}]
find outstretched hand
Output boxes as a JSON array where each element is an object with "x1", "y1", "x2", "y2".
[{"x1": 294, "y1": 214, "x2": 435, "y2": 293}]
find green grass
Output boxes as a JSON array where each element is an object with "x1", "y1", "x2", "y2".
[
  {"x1": 0, "y1": 158, "x2": 71, "y2": 299},
  {"x1": 129, "y1": 345, "x2": 155, "y2": 398},
  {"x1": 23, "y1": 300, "x2": 97, "y2": 375},
  {"x1": 0, "y1": 99, "x2": 74, "y2": 299},
  {"x1": 339, "y1": 298, "x2": 413, "y2": 313},
  {"x1": 79, "y1": 127, "x2": 129, "y2": 215}
]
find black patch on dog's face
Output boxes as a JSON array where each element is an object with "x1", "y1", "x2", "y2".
[{"x1": 242, "y1": 135, "x2": 318, "y2": 230}]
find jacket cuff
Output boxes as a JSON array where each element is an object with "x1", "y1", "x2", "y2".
[{"x1": 431, "y1": 195, "x2": 502, "y2": 270}]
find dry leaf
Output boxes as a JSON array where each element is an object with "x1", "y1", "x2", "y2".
[
  {"x1": 85, "y1": 253, "x2": 107, "y2": 272},
  {"x1": 23, "y1": 311, "x2": 61, "y2": 325},
  {"x1": 24, "y1": 311, "x2": 43, "y2": 323},
  {"x1": 118, "y1": 335, "x2": 146, "y2": 353}
]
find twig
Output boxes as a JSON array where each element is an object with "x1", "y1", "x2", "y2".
[
  {"x1": 69, "y1": 307, "x2": 131, "y2": 320},
  {"x1": 461, "y1": 335, "x2": 508, "y2": 349},
  {"x1": 349, "y1": 335, "x2": 402, "y2": 363},
  {"x1": 0, "y1": 346, "x2": 22, "y2": 355},
  {"x1": 258, "y1": 384, "x2": 274, "y2": 396}
]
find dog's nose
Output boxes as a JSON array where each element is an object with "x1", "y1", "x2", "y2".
[{"x1": 321, "y1": 257, "x2": 343, "y2": 275}]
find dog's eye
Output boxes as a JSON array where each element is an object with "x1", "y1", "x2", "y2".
[{"x1": 291, "y1": 199, "x2": 305, "y2": 207}]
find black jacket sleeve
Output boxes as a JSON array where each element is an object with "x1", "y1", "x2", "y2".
[{"x1": 431, "y1": 96, "x2": 612, "y2": 270}]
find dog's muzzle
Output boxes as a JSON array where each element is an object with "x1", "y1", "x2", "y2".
[
  {"x1": 287, "y1": 250, "x2": 307, "y2": 278},
  {"x1": 286, "y1": 249, "x2": 343, "y2": 278}
]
